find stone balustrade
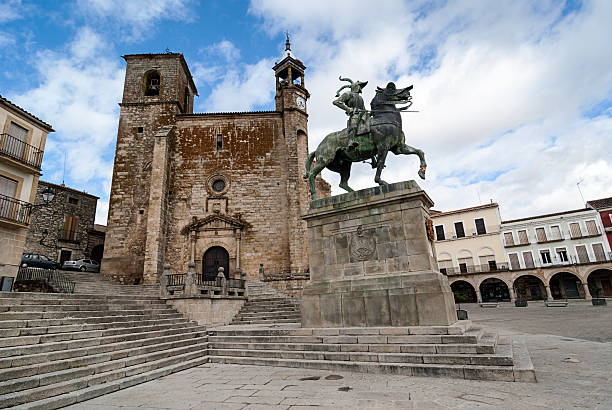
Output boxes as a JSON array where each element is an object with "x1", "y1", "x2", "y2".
[{"x1": 160, "y1": 262, "x2": 247, "y2": 299}]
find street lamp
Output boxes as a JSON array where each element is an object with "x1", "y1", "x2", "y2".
[{"x1": 41, "y1": 186, "x2": 55, "y2": 204}]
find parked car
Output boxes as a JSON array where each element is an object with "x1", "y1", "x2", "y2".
[
  {"x1": 20, "y1": 253, "x2": 59, "y2": 270},
  {"x1": 62, "y1": 259, "x2": 100, "y2": 272}
]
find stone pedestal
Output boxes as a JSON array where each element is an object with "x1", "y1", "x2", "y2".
[{"x1": 301, "y1": 180, "x2": 456, "y2": 327}]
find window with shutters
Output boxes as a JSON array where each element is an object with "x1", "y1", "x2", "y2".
[
  {"x1": 575, "y1": 245, "x2": 589, "y2": 264},
  {"x1": 474, "y1": 218, "x2": 486, "y2": 235},
  {"x1": 6, "y1": 122, "x2": 28, "y2": 158},
  {"x1": 522, "y1": 251, "x2": 535, "y2": 268},
  {"x1": 585, "y1": 220, "x2": 598, "y2": 236},
  {"x1": 569, "y1": 223, "x2": 582, "y2": 238},
  {"x1": 454, "y1": 222, "x2": 465, "y2": 238},
  {"x1": 0, "y1": 175, "x2": 18, "y2": 220},
  {"x1": 550, "y1": 225, "x2": 562, "y2": 240},
  {"x1": 535, "y1": 227, "x2": 547, "y2": 242},
  {"x1": 63, "y1": 215, "x2": 78, "y2": 241},
  {"x1": 540, "y1": 250, "x2": 552, "y2": 264},
  {"x1": 458, "y1": 257, "x2": 473, "y2": 273},
  {"x1": 435, "y1": 225, "x2": 445, "y2": 241},
  {"x1": 503, "y1": 232, "x2": 515, "y2": 246},
  {"x1": 509, "y1": 253, "x2": 521, "y2": 270},
  {"x1": 518, "y1": 230, "x2": 529, "y2": 244},
  {"x1": 555, "y1": 248, "x2": 568, "y2": 262},
  {"x1": 592, "y1": 243, "x2": 606, "y2": 261}
]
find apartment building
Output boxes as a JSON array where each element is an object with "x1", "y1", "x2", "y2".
[{"x1": 0, "y1": 95, "x2": 53, "y2": 289}]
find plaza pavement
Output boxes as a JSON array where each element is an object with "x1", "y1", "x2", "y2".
[{"x1": 66, "y1": 302, "x2": 612, "y2": 409}]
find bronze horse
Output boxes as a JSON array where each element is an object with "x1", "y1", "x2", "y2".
[{"x1": 303, "y1": 82, "x2": 426, "y2": 199}]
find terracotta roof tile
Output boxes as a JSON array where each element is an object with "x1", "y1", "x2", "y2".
[{"x1": 587, "y1": 197, "x2": 612, "y2": 210}]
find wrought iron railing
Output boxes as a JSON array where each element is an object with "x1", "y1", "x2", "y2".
[
  {"x1": 197, "y1": 275, "x2": 221, "y2": 287},
  {"x1": 0, "y1": 194, "x2": 31, "y2": 225},
  {"x1": 0, "y1": 133, "x2": 44, "y2": 169},
  {"x1": 16, "y1": 267, "x2": 75, "y2": 293},
  {"x1": 441, "y1": 263, "x2": 510, "y2": 276},
  {"x1": 166, "y1": 274, "x2": 185, "y2": 286}
]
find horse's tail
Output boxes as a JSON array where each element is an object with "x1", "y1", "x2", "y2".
[{"x1": 303, "y1": 151, "x2": 316, "y2": 180}]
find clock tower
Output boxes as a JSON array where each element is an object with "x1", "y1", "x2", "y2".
[{"x1": 273, "y1": 36, "x2": 312, "y2": 272}]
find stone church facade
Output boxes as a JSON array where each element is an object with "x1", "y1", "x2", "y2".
[{"x1": 101, "y1": 50, "x2": 329, "y2": 285}]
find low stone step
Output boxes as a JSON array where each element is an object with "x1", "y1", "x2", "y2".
[
  {"x1": 0, "y1": 293, "x2": 160, "y2": 301},
  {"x1": 0, "y1": 334, "x2": 207, "y2": 383},
  {"x1": 207, "y1": 341, "x2": 495, "y2": 355},
  {"x1": 209, "y1": 354, "x2": 529, "y2": 382},
  {"x1": 11, "y1": 355, "x2": 208, "y2": 410},
  {"x1": 208, "y1": 345, "x2": 514, "y2": 366},
  {"x1": 4, "y1": 303, "x2": 172, "y2": 313},
  {"x1": 0, "y1": 329, "x2": 207, "y2": 368},
  {"x1": 0, "y1": 346, "x2": 208, "y2": 408},
  {"x1": 234, "y1": 313, "x2": 301, "y2": 320}
]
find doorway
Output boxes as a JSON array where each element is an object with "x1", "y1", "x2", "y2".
[
  {"x1": 59, "y1": 250, "x2": 72, "y2": 266},
  {"x1": 202, "y1": 246, "x2": 229, "y2": 280}
]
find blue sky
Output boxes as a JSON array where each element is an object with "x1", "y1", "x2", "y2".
[{"x1": 1, "y1": 0, "x2": 611, "y2": 224}]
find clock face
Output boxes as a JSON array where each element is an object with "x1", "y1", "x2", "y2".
[{"x1": 296, "y1": 96, "x2": 306, "y2": 110}]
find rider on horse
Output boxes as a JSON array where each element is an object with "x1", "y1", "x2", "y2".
[{"x1": 333, "y1": 77, "x2": 370, "y2": 151}]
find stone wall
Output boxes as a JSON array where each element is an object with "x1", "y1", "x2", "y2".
[
  {"x1": 0, "y1": 224, "x2": 27, "y2": 279},
  {"x1": 166, "y1": 298, "x2": 245, "y2": 327},
  {"x1": 24, "y1": 181, "x2": 98, "y2": 263}
]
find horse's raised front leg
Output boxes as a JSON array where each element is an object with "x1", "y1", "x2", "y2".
[
  {"x1": 392, "y1": 143, "x2": 427, "y2": 180},
  {"x1": 338, "y1": 161, "x2": 354, "y2": 193},
  {"x1": 374, "y1": 146, "x2": 390, "y2": 186}
]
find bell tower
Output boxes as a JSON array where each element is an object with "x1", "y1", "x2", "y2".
[{"x1": 273, "y1": 36, "x2": 312, "y2": 272}]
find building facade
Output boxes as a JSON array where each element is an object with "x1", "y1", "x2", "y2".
[
  {"x1": 24, "y1": 181, "x2": 100, "y2": 265},
  {"x1": 102, "y1": 49, "x2": 329, "y2": 285},
  {"x1": 433, "y1": 204, "x2": 612, "y2": 302},
  {"x1": 587, "y1": 197, "x2": 612, "y2": 250},
  {"x1": 0, "y1": 95, "x2": 53, "y2": 289}
]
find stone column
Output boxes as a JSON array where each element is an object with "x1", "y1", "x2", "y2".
[
  {"x1": 217, "y1": 267, "x2": 227, "y2": 295},
  {"x1": 184, "y1": 262, "x2": 198, "y2": 296},
  {"x1": 143, "y1": 126, "x2": 173, "y2": 284},
  {"x1": 190, "y1": 231, "x2": 196, "y2": 263},
  {"x1": 235, "y1": 230, "x2": 241, "y2": 271},
  {"x1": 544, "y1": 285, "x2": 553, "y2": 301},
  {"x1": 509, "y1": 285, "x2": 516, "y2": 302},
  {"x1": 475, "y1": 288, "x2": 482, "y2": 303},
  {"x1": 582, "y1": 282, "x2": 592, "y2": 300},
  {"x1": 160, "y1": 263, "x2": 171, "y2": 298}
]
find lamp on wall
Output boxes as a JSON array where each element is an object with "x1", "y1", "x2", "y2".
[{"x1": 29, "y1": 186, "x2": 56, "y2": 210}]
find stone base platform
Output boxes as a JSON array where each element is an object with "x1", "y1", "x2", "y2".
[{"x1": 207, "y1": 322, "x2": 536, "y2": 382}]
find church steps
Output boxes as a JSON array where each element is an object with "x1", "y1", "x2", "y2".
[
  {"x1": 0, "y1": 313, "x2": 185, "y2": 331},
  {"x1": 11, "y1": 355, "x2": 209, "y2": 410},
  {"x1": 231, "y1": 318, "x2": 302, "y2": 325},
  {"x1": 0, "y1": 347, "x2": 208, "y2": 408},
  {"x1": 0, "y1": 321, "x2": 204, "y2": 349}
]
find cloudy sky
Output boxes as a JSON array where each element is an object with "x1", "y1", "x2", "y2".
[{"x1": 1, "y1": 0, "x2": 611, "y2": 224}]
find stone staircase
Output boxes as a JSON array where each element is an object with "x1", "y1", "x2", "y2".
[
  {"x1": 208, "y1": 322, "x2": 536, "y2": 382},
  {"x1": 230, "y1": 279, "x2": 301, "y2": 325},
  {"x1": 60, "y1": 271, "x2": 159, "y2": 296},
  {"x1": 0, "y1": 291, "x2": 208, "y2": 409}
]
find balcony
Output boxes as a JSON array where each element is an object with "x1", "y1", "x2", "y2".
[
  {"x1": 0, "y1": 133, "x2": 43, "y2": 170},
  {"x1": 440, "y1": 263, "x2": 510, "y2": 276},
  {"x1": 0, "y1": 194, "x2": 31, "y2": 226},
  {"x1": 504, "y1": 240, "x2": 530, "y2": 248}
]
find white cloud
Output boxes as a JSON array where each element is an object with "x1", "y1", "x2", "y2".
[
  {"x1": 0, "y1": 0, "x2": 22, "y2": 23},
  {"x1": 200, "y1": 58, "x2": 276, "y2": 113},
  {"x1": 9, "y1": 27, "x2": 124, "y2": 224},
  {"x1": 76, "y1": 0, "x2": 194, "y2": 40},
  {"x1": 205, "y1": 40, "x2": 241, "y2": 62},
  {"x1": 248, "y1": 0, "x2": 612, "y2": 219}
]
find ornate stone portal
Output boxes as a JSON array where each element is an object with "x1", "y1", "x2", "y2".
[{"x1": 301, "y1": 180, "x2": 457, "y2": 327}]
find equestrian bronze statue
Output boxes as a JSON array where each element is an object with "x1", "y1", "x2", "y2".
[{"x1": 303, "y1": 77, "x2": 427, "y2": 199}]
